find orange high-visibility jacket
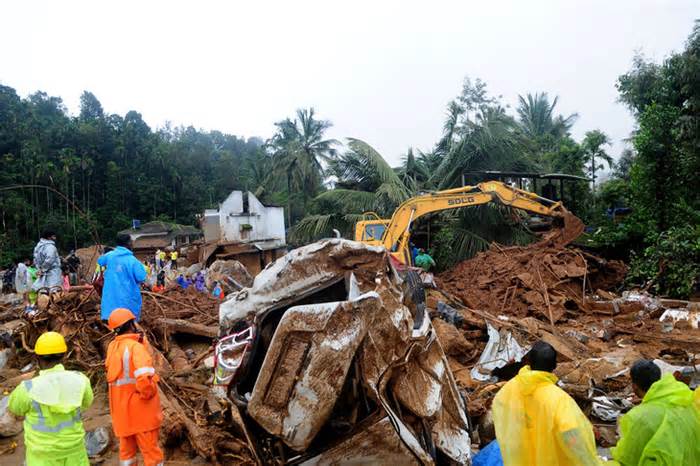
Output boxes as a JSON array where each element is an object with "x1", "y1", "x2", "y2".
[{"x1": 106, "y1": 334, "x2": 163, "y2": 437}]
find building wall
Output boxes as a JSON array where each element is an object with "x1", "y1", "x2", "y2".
[
  {"x1": 203, "y1": 209, "x2": 220, "y2": 243},
  {"x1": 221, "y1": 191, "x2": 243, "y2": 216},
  {"x1": 206, "y1": 191, "x2": 286, "y2": 246}
]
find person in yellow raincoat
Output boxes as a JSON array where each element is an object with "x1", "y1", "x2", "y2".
[
  {"x1": 492, "y1": 341, "x2": 600, "y2": 466},
  {"x1": 610, "y1": 360, "x2": 700, "y2": 466},
  {"x1": 8, "y1": 331, "x2": 93, "y2": 466}
]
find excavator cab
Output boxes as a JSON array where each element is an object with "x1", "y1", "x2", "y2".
[
  {"x1": 353, "y1": 213, "x2": 389, "y2": 246},
  {"x1": 354, "y1": 221, "x2": 388, "y2": 243}
]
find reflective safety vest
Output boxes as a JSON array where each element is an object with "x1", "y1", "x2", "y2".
[
  {"x1": 106, "y1": 334, "x2": 163, "y2": 437},
  {"x1": 8, "y1": 364, "x2": 93, "y2": 459}
]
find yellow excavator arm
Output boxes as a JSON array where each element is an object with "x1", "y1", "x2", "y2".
[{"x1": 359, "y1": 181, "x2": 571, "y2": 265}]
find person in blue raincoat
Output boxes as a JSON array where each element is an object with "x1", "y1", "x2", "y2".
[{"x1": 97, "y1": 234, "x2": 146, "y2": 321}]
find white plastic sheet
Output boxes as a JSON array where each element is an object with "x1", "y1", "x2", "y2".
[
  {"x1": 659, "y1": 309, "x2": 700, "y2": 329},
  {"x1": 590, "y1": 396, "x2": 633, "y2": 421},
  {"x1": 470, "y1": 323, "x2": 528, "y2": 382}
]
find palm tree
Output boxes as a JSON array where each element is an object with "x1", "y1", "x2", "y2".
[
  {"x1": 437, "y1": 100, "x2": 464, "y2": 154},
  {"x1": 517, "y1": 93, "x2": 578, "y2": 140},
  {"x1": 291, "y1": 138, "x2": 409, "y2": 243},
  {"x1": 581, "y1": 129, "x2": 614, "y2": 191},
  {"x1": 431, "y1": 105, "x2": 531, "y2": 189},
  {"x1": 242, "y1": 150, "x2": 273, "y2": 197},
  {"x1": 398, "y1": 147, "x2": 430, "y2": 192},
  {"x1": 516, "y1": 93, "x2": 579, "y2": 170},
  {"x1": 417, "y1": 149, "x2": 442, "y2": 174},
  {"x1": 268, "y1": 108, "x2": 338, "y2": 225}
]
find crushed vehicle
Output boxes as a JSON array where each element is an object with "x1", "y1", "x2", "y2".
[{"x1": 216, "y1": 239, "x2": 472, "y2": 465}]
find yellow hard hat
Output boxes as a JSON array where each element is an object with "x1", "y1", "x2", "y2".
[{"x1": 34, "y1": 331, "x2": 68, "y2": 356}]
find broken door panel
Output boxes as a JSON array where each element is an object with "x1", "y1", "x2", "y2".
[
  {"x1": 248, "y1": 292, "x2": 379, "y2": 451},
  {"x1": 428, "y1": 337, "x2": 472, "y2": 465},
  {"x1": 393, "y1": 336, "x2": 473, "y2": 464}
]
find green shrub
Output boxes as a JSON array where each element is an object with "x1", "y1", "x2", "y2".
[{"x1": 625, "y1": 225, "x2": 700, "y2": 298}]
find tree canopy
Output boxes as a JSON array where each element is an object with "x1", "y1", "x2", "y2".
[{"x1": 2, "y1": 20, "x2": 699, "y2": 298}]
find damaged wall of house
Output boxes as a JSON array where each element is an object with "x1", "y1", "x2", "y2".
[{"x1": 203, "y1": 191, "x2": 285, "y2": 247}]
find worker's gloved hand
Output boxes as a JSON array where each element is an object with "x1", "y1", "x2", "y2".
[{"x1": 135, "y1": 375, "x2": 157, "y2": 400}]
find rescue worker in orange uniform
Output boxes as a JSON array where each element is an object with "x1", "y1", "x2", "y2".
[{"x1": 105, "y1": 308, "x2": 164, "y2": 466}]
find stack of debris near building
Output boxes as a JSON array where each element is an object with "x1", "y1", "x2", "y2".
[
  {"x1": 116, "y1": 190, "x2": 287, "y2": 274},
  {"x1": 0, "y1": 208, "x2": 698, "y2": 464},
  {"x1": 199, "y1": 190, "x2": 287, "y2": 274}
]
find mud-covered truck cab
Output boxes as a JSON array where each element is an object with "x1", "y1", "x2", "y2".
[{"x1": 215, "y1": 239, "x2": 472, "y2": 465}]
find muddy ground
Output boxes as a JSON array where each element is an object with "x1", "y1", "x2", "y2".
[{"x1": 0, "y1": 230, "x2": 698, "y2": 464}]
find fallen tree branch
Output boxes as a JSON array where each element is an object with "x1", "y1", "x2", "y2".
[
  {"x1": 142, "y1": 291, "x2": 199, "y2": 311},
  {"x1": 155, "y1": 318, "x2": 218, "y2": 338}
]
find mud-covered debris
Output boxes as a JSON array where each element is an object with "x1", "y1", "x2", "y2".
[
  {"x1": 438, "y1": 236, "x2": 627, "y2": 324},
  {"x1": 0, "y1": 286, "x2": 255, "y2": 464},
  {"x1": 432, "y1": 317, "x2": 474, "y2": 356},
  {"x1": 85, "y1": 426, "x2": 111, "y2": 457},
  {"x1": 206, "y1": 259, "x2": 253, "y2": 293},
  {"x1": 219, "y1": 239, "x2": 472, "y2": 464}
]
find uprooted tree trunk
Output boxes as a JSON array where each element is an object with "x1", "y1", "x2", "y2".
[{"x1": 159, "y1": 387, "x2": 219, "y2": 464}]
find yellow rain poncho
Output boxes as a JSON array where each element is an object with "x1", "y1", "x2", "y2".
[
  {"x1": 8, "y1": 364, "x2": 93, "y2": 466},
  {"x1": 492, "y1": 366, "x2": 600, "y2": 466},
  {"x1": 611, "y1": 374, "x2": 700, "y2": 466}
]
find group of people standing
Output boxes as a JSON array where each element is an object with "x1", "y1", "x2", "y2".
[
  {"x1": 475, "y1": 340, "x2": 700, "y2": 466},
  {"x1": 145, "y1": 249, "x2": 224, "y2": 300},
  {"x1": 8, "y1": 233, "x2": 165, "y2": 465},
  {"x1": 11, "y1": 229, "x2": 81, "y2": 313},
  {"x1": 9, "y1": 307, "x2": 164, "y2": 466},
  {"x1": 153, "y1": 248, "x2": 177, "y2": 272}
]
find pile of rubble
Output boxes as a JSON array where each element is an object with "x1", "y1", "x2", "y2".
[
  {"x1": 430, "y1": 230, "x2": 700, "y2": 449},
  {"x1": 1, "y1": 225, "x2": 698, "y2": 463},
  {"x1": 438, "y1": 233, "x2": 627, "y2": 325},
  {"x1": 0, "y1": 287, "x2": 254, "y2": 465}
]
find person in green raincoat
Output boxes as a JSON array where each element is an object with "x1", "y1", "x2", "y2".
[
  {"x1": 611, "y1": 359, "x2": 700, "y2": 465},
  {"x1": 414, "y1": 248, "x2": 436, "y2": 272},
  {"x1": 8, "y1": 331, "x2": 93, "y2": 466}
]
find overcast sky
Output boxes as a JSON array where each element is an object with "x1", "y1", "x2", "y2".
[{"x1": 1, "y1": 0, "x2": 697, "y2": 165}]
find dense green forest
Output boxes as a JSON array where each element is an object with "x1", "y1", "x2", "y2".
[{"x1": 1, "y1": 22, "x2": 698, "y2": 297}]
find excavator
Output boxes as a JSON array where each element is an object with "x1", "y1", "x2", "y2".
[{"x1": 354, "y1": 180, "x2": 582, "y2": 266}]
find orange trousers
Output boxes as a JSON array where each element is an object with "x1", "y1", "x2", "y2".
[{"x1": 118, "y1": 428, "x2": 164, "y2": 466}]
